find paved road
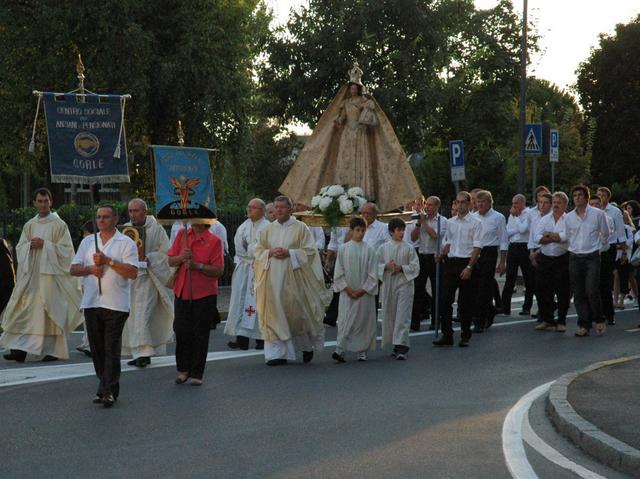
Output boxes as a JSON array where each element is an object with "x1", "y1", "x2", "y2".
[{"x1": 1, "y1": 305, "x2": 639, "y2": 479}]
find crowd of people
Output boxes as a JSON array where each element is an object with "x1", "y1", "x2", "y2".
[{"x1": 0, "y1": 183, "x2": 638, "y2": 408}]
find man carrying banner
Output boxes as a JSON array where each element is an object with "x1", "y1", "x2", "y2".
[
  {"x1": 254, "y1": 196, "x2": 332, "y2": 366},
  {"x1": 121, "y1": 199, "x2": 174, "y2": 367},
  {"x1": 71, "y1": 205, "x2": 138, "y2": 407},
  {"x1": 225, "y1": 198, "x2": 270, "y2": 350},
  {"x1": 1, "y1": 188, "x2": 82, "y2": 362}
]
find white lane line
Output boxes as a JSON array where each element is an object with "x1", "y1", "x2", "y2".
[
  {"x1": 3, "y1": 308, "x2": 637, "y2": 389},
  {"x1": 1, "y1": 317, "x2": 538, "y2": 388},
  {"x1": 503, "y1": 381, "x2": 607, "y2": 479},
  {"x1": 522, "y1": 408, "x2": 607, "y2": 479},
  {"x1": 503, "y1": 382, "x2": 550, "y2": 479}
]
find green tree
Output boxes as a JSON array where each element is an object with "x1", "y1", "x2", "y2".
[
  {"x1": 576, "y1": 14, "x2": 640, "y2": 199},
  {"x1": 0, "y1": 0, "x2": 271, "y2": 209},
  {"x1": 260, "y1": 0, "x2": 537, "y2": 205}
]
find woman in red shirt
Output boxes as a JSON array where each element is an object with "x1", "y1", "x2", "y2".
[{"x1": 168, "y1": 223, "x2": 224, "y2": 385}]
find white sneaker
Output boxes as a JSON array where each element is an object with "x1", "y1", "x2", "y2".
[
  {"x1": 396, "y1": 353, "x2": 407, "y2": 361},
  {"x1": 357, "y1": 352, "x2": 368, "y2": 362}
]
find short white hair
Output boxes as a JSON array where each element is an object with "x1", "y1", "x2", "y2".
[{"x1": 128, "y1": 198, "x2": 148, "y2": 210}]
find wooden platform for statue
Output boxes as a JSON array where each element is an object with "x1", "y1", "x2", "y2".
[{"x1": 294, "y1": 211, "x2": 414, "y2": 227}]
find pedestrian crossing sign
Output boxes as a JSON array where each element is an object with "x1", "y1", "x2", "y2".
[{"x1": 525, "y1": 123, "x2": 543, "y2": 155}]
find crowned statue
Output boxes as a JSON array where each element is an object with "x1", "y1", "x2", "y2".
[{"x1": 279, "y1": 63, "x2": 422, "y2": 213}]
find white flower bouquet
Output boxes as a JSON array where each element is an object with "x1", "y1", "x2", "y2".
[{"x1": 311, "y1": 184, "x2": 367, "y2": 227}]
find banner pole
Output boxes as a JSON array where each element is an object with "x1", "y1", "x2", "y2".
[
  {"x1": 76, "y1": 54, "x2": 102, "y2": 295},
  {"x1": 434, "y1": 215, "x2": 441, "y2": 339}
]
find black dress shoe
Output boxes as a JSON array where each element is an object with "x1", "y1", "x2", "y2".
[
  {"x1": 42, "y1": 355, "x2": 58, "y2": 362},
  {"x1": 227, "y1": 341, "x2": 249, "y2": 351},
  {"x1": 136, "y1": 357, "x2": 151, "y2": 368},
  {"x1": 303, "y1": 351, "x2": 314, "y2": 363},
  {"x1": 127, "y1": 358, "x2": 138, "y2": 366},
  {"x1": 519, "y1": 310, "x2": 530, "y2": 316},
  {"x1": 607, "y1": 318, "x2": 616, "y2": 325},
  {"x1": 266, "y1": 359, "x2": 287, "y2": 366},
  {"x1": 3, "y1": 350, "x2": 27, "y2": 362},
  {"x1": 255, "y1": 340, "x2": 264, "y2": 350},
  {"x1": 76, "y1": 346, "x2": 92, "y2": 357},
  {"x1": 458, "y1": 339, "x2": 469, "y2": 347},
  {"x1": 331, "y1": 352, "x2": 346, "y2": 363},
  {"x1": 472, "y1": 325, "x2": 484, "y2": 333},
  {"x1": 432, "y1": 337, "x2": 454, "y2": 346},
  {"x1": 102, "y1": 393, "x2": 115, "y2": 408},
  {"x1": 410, "y1": 324, "x2": 421, "y2": 332}
]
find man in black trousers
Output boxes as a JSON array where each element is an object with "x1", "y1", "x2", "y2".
[
  {"x1": 472, "y1": 190, "x2": 507, "y2": 332},
  {"x1": 71, "y1": 205, "x2": 138, "y2": 408},
  {"x1": 501, "y1": 194, "x2": 534, "y2": 316},
  {"x1": 433, "y1": 191, "x2": 481, "y2": 348}
]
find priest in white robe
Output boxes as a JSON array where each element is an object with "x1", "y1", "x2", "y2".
[
  {"x1": 254, "y1": 196, "x2": 332, "y2": 366},
  {"x1": 332, "y1": 217, "x2": 378, "y2": 362},
  {"x1": 1, "y1": 188, "x2": 82, "y2": 362},
  {"x1": 121, "y1": 199, "x2": 174, "y2": 367},
  {"x1": 377, "y1": 218, "x2": 420, "y2": 360},
  {"x1": 225, "y1": 198, "x2": 270, "y2": 350}
]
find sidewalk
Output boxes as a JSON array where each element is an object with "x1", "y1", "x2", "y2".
[{"x1": 547, "y1": 355, "x2": 640, "y2": 478}]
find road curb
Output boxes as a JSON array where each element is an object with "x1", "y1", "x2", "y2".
[{"x1": 546, "y1": 354, "x2": 640, "y2": 478}]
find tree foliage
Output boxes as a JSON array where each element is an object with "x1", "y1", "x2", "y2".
[
  {"x1": 0, "y1": 0, "x2": 271, "y2": 209},
  {"x1": 260, "y1": 0, "x2": 543, "y2": 204},
  {"x1": 576, "y1": 14, "x2": 640, "y2": 200}
]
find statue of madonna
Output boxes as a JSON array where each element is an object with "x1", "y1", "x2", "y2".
[{"x1": 279, "y1": 63, "x2": 421, "y2": 213}]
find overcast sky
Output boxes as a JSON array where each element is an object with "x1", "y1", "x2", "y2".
[{"x1": 266, "y1": 0, "x2": 640, "y2": 92}]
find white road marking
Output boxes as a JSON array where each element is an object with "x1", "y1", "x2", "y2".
[
  {"x1": 503, "y1": 381, "x2": 608, "y2": 479},
  {"x1": 2, "y1": 308, "x2": 637, "y2": 389}
]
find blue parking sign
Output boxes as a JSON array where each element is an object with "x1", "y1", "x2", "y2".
[
  {"x1": 550, "y1": 129, "x2": 559, "y2": 162},
  {"x1": 449, "y1": 140, "x2": 465, "y2": 181}
]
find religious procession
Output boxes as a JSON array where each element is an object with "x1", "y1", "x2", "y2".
[{"x1": 1, "y1": 61, "x2": 636, "y2": 414}]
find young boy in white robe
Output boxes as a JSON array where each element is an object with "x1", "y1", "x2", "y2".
[
  {"x1": 331, "y1": 217, "x2": 378, "y2": 363},
  {"x1": 377, "y1": 218, "x2": 420, "y2": 360}
]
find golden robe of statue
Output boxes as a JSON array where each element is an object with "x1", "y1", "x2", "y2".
[{"x1": 279, "y1": 64, "x2": 422, "y2": 213}]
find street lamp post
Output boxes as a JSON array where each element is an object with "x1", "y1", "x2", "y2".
[{"x1": 517, "y1": 0, "x2": 528, "y2": 196}]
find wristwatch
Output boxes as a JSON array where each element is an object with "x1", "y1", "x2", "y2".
[{"x1": 108, "y1": 258, "x2": 115, "y2": 267}]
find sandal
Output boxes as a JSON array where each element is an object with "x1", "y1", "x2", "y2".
[{"x1": 175, "y1": 372, "x2": 189, "y2": 384}]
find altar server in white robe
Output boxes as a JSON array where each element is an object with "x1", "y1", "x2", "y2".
[
  {"x1": 225, "y1": 198, "x2": 270, "y2": 350},
  {"x1": 376, "y1": 218, "x2": 420, "y2": 360},
  {"x1": 121, "y1": 199, "x2": 174, "y2": 367},
  {"x1": 332, "y1": 217, "x2": 378, "y2": 363},
  {"x1": 254, "y1": 196, "x2": 332, "y2": 366},
  {"x1": 1, "y1": 188, "x2": 82, "y2": 362}
]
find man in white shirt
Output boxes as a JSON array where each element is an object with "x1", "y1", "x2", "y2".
[
  {"x1": 403, "y1": 199, "x2": 424, "y2": 331},
  {"x1": 362, "y1": 202, "x2": 391, "y2": 251},
  {"x1": 472, "y1": 190, "x2": 507, "y2": 332},
  {"x1": 411, "y1": 196, "x2": 447, "y2": 331},
  {"x1": 433, "y1": 191, "x2": 482, "y2": 348},
  {"x1": 527, "y1": 190, "x2": 553, "y2": 320},
  {"x1": 501, "y1": 194, "x2": 534, "y2": 316},
  {"x1": 565, "y1": 185, "x2": 610, "y2": 337},
  {"x1": 323, "y1": 226, "x2": 350, "y2": 327},
  {"x1": 71, "y1": 205, "x2": 138, "y2": 407},
  {"x1": 534, "y1": 192, "x2": 570, "y2": 332},
  {"x1": 596, "y1": 187, "x2": 627, "y2": 325}
]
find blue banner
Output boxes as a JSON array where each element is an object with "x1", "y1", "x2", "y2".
[
  {"x1": 42, "y1": 93, "x2": 129, "y2": 184},
  {"x1": 152, "y1": 145, "x2": 216, "y2": 222}
]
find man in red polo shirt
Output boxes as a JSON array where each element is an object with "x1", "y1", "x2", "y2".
[{"x1": 168, "y1": 221, "x2": 224, "y2": 385}]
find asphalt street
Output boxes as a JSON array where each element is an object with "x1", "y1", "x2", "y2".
[{"x1": 1, "y1": 302, "x2": 639, "y2": 479}]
